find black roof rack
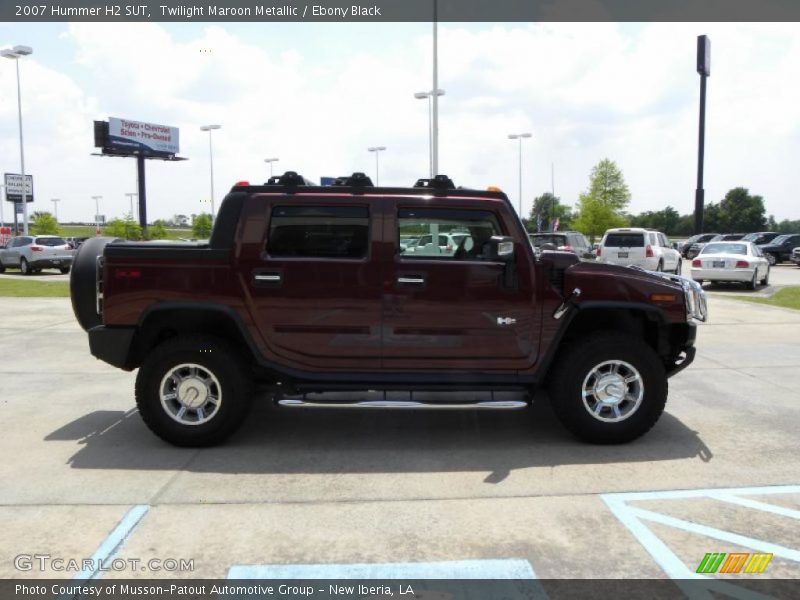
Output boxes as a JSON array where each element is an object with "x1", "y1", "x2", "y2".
[
  {"x1": 332, "y1": 172, "x2": 374, "y2": 187},
  {"x1": 413, "y1": 174, "x2": 455, "y2": 190},
  {"x1": 265, "y1": 171, "x2": 316, "y2": 186}
]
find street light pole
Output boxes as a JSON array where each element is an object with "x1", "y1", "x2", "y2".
[
  {"x1": 367, "y1": 146, "x2": 387, "y2": 186},
  {"x1": 2, "y1": 45, "x2": 33, "y2": 235},
  {"x1": 414, "y1": 89, "x2": 445, "y2": 178},
  {"x1": 51, "y1": 198, "x2": 60, "y2": 222},
  {"x1": 694, "y1": 35, "x2": 711, "y2": 235},
  {"x1": 264, "y1": 157, "x2": 279, "y2": 178},
  {"x1": 508, "y1": 132, "x2": 532, "y2": 217},
  {"x1": 200, "y1": 124, "x2": 221, "y2": 222},
  {"x1": 92, "y1": 195, "x2": 102, "y2": 234},
  {"x1": 125, "y1": 192, "x2": 138, "y2": 221},
  {"x1": 0, "y1": 185, "x2": 5, "y2": 228},
  {"x1": 431, "y1": 2, "x2": 439, "y2": 176}
]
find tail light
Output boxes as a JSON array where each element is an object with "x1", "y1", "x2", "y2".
[
  {"x1": 692, "y1": 259, "x2": 701, "y2": 268},
  {"x1": 30, "y1": 245, "x2": 43, "y2": 252},
  {"x1": 596, "y1": 246, "x2": 601, "y2": 256},
  {"x1": 735, "y1": 260, "x2": 750, "y2": 268},
  {"x1": 446, "y1": 244, "x2": 453, "y2": 252},
  {"x1": 645, "y1": 245, "x2": 654, "y2": 258}
]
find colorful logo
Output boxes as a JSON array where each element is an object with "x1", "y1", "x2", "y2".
[{"x1": 696, "y1": 552, "x2": 773, "y2": 574}]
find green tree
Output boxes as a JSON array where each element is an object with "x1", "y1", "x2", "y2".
[
  {"x1": 571, "y1": 159, "x2": 631, "y2": 242},
  {"x1": 628, "y1": 206, "x2": 681, "y2": 234},
  {"x1": 588, "y1": 158, "x2": 631, "y2": 211},
  {"x1": 105, "y1": 218, "x2": 127, "y2": 238},
  {"x1": 572, "y1": 193, "x2": 628, "y2": 243},
  {"x1": 149, "y1": 220, "x2": 169, "y2": 240},
  {"x1": 30, "y1": 211, "x2": 60, "y2": 235},
  {"x1": 715, "y1": 187, "x2": 766, "y2": 232},
  {"x1": 527, "y1": 192, "x2": 573, "y2": 232},
  {"x1": 105, "y1": 213, "x2": 143, "y2": 240},
  {"x1": 192, "y1": 213, "x2": 212, "y2": 239}
]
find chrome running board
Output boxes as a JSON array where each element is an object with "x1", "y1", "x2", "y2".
[
  {"x1": 277, "y1": 399, "x2": 528, "y2": 410},
  {"x1": 276, "y1": 390, "x2": 529, "y2": 410}
]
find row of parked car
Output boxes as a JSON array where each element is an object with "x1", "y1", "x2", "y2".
[
  {"x1": 0, "y1": 235, "x2": 85, "y2": 275},
  {"x1": 530, "y1": 227, "x2": 800, "y2": 290}
]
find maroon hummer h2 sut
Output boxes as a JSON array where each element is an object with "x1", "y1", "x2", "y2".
[{"x1": 70, "y1": 172, "x2": 707, "y2": 447}]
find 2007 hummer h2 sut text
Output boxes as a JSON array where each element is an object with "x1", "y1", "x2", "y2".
[{"x1": 70, "y1": 172, "x2": 707, "y2": 447}]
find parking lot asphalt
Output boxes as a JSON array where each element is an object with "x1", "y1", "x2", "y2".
[{"x1": 0, "y1": 287, "x2": 798, "y2": 583}]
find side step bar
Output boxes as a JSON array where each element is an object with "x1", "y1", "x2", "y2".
[
  {"x1": 278, "y1": 399, "x2": 528, "y2": 410},
  {"x1": 276, "y1": 390, "x2": 530, "y2": 410}
]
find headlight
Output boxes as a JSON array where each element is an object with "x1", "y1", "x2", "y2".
[
  {"x1": 680, "y1": 277, "x2": 708, "y2": 322},
  {"x1": 629, "y1": 266, "x2": 708, "y2": 323}
]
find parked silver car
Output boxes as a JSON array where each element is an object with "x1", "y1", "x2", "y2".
[{"x1": 0, "y1": 235, "x2": 74, "y2": 275}]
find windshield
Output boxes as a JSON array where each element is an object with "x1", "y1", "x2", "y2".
[
  {"x1": 771, "y1": 235, "x2": 790, "y2": 244},
  {"x1": 35, "y1": 237, "x2": 67, "y2": 246},
  {"x1": 529, "y1": 234, "x2": 566, "y2": 247},
  {"x1": 701, "y1": 243, "x2": 747, "y2": 255}
]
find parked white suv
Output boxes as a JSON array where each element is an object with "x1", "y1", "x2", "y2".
[
  {"x1": 0, "y1": 235, "x2": 74, "y2": 275},
  {"x1": 597, "y1": 228, "x2": 682, "y2": 273}
]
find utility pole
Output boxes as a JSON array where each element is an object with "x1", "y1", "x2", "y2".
[{"x1": 694, "y1": 35, "x2": 711, "y2": 234}]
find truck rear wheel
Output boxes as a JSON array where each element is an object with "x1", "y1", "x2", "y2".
[
  {"x1": 548, "y1": 332, "x2": 667, "y2": 444},
  {"x1": 135, "y1": 335, "x2": 254, "y2": 447}
]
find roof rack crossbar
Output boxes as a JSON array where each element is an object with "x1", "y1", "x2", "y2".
[
  {"x1": 332, "y1": 172, "x2": 374, "y2": 187},
  {"x1": 266, "y1": 171, "x2": 315, "y2": 186},
  {"x1": 414, "y1": 174, "x2": 455, "y2": 190}
]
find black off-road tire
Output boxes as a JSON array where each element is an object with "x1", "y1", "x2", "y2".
[
  {"x1": 135, "y1": 335, "x2": 254, "y2": 447},
  {"x1": 548, "y1": 332, "x2": 668, "y2": 444},
  {"x1": 70, "y1": 236, "x2": 120, "y2": 331}
]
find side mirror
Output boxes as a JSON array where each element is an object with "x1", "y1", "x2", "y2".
[{"x1": 488, "y1": 236, "x2": 515, "y2": 262}]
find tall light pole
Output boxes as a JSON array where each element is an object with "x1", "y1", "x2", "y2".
[
  {"x1": 125, "y1": 192, "x2": 138, "y2": 221},
  {"x1": 264, "y1": 157, "x2": 279, "y2": 178},
  {"x1": 508, "y1": 133, "x2": 532, "y2": 217},
  {"x1": 0, "y1": 185, "x2": 5, "y2": 228},
  {"x1": 51, "y1": 198, "x2": 60, "y2": 222},
  {"x1": 694, "y1": 35, "x2": 711, "y2": 235},
  {"x1": 200, "y1": 124, "x2": 221, "y2": 221},
  {"x1": 367, "y1": 146, "x2": 387, "y2": 186},
  {"x1": 431, "y1": 3, "x2": 440, "y2": 176},
  {"x1": 92, "y1": 195, "x2": 102, "y2": 235},
  {"x1": 1, "y1": 45, "x2": 33, "y2": 235},
  {"x1": 414, "y1": 89, "x2": 445, "y2": 177}
]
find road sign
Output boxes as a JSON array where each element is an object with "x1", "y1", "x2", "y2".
[
  {"x1": 4, "y1": 173, "x2": 34, "y2": 203},
  {"x1": 95, "y1": 215, "x2": 106, "y2": 224},
  {"x1": 15, "y1": 202, "x2": 24, "y2": 214}
]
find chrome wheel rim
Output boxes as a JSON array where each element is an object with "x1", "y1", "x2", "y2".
[
  {"x1": 159, "y1": 363, "x2": 222, "y2": 426},
  {"x1": 582, "y1": 360, "x2": 644, "y2": 423}
]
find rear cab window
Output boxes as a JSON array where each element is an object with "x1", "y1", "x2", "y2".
[{"x1": 266, "y1": 205, "x2": 369, "y2": 259}]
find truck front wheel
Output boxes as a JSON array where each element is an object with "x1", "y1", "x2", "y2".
[
  {"x1": 135, "y1": 335, "x2": 254, "y2": 447},
  {"x1": 548, "y1": 332, "x2": 667, "y2": 444}
]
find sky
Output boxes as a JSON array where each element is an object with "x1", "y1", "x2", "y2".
[{"x1": 1, "y1": 21, "x2": 799, "y2": 224}]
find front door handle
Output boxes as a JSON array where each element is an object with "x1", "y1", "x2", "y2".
[{"x1": 396, "y1": 274, "x2": 426, "y2": 288}]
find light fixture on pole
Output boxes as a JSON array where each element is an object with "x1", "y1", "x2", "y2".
[
  {"x1": 125, "y1": 192, "x2": 138, "y2": 221},
  {"x1": 200, "y1": 124, "x2": 221, "y2": 221},
  {"x1": 414, "y1": 89, "x2": 445, "y2": 178},
  {"x1": 264, "y1": 157, "x2": 279, "y2": 178},
  {"x1": 91, "y1": 195, "x2": 103, "y2": 235},
  {"x1": 367, "y1": 146, "x2": 387, "y2": 186},
  {"x1": 51, "y1": 198, "x2": 60, "y2": 222},
  {"x1": 1, "y1": 44, "x2": 33, "y2": 236},
  {"x1": 508, "y1": 132, "x2": 532, "y2": 217}
]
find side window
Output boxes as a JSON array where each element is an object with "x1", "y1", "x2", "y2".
[
  {"x1": 398, "y1": 208, "x2": 501, "y2": 261},
  {"x1": 267, "y1": 205, "x2": 369, "y2": 259}
]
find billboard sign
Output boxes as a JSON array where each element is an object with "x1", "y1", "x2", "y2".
[
  {"x1": 107, "y1": 117, "x2": 180, "y2": 157},
  {"x1": 4, "y1": 173, "x2": 34, "y2": 202}
]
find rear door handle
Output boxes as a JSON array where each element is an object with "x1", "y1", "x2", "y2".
[{"x1": 253, "y1": 271, "x2": 282, "y2": 287}]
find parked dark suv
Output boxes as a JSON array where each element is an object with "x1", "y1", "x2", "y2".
[
  {"x1": 759, "y1": 233, "x2": 800, "y2": 265},
  {"x1": 741, "y1": 232, "x2": 780, "y2": 246},
  {"x1": 70, "y1": 172, "x2": 706, "y2": 447},
  {"x1": 529, "y1": 231, "x2": 593, "y2": 259}
]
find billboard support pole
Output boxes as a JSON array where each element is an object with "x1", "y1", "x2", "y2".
[{"x1": 137, "y1": 155, "x2": 147, "y2": 231}]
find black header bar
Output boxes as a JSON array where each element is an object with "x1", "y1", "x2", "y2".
[{"x1": 3, "y1": 0, "x2": 800, "y2": 22}]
